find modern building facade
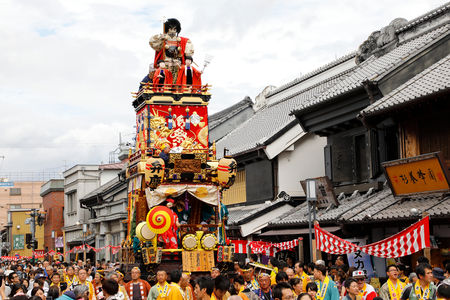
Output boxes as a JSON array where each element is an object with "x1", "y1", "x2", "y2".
[
  {"x1": 40, "y1": 179, "x2": 64, "y2": 253},
  {"x1": 0, "y1": 181, "x2": 44, "y2": 229},
  {"x1": 6, "y1": 208, "x2": 45, "y2": 257}
]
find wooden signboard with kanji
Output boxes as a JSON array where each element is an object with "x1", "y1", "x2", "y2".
[
  {"x1": 382, "y1": 152, "x2": 450, "y2": 196},
  {"x1": 300, "y1": 176, "x2": 338, "y2": 208},
  {"x1": 182, "y1": 250, "x2": 215, "y2": 272}
]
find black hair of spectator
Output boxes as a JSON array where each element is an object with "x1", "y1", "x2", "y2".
[
  {"x1": 289, "y1": 278, "x2": 301, "y2": 287},
  {"x1": 47, "y1": 285, "x2": 60, "y2": 300},
  {"x1": 30, "y1": 296, "x2": 42, "y2": 300},
  {"x1": 250, "y1": 254, "x2": 258, "y2": 262},
  {"x1": 387, "y1": 265, "x2": 398, "y2": 272},
  {"x1": 307, "y1": 262, "x2": 315, "y2": 270},
  {"x1": 444, "y1": 263, "x2": 450, "y2": 274},
  {"x1": 344, "y1": 278, "x2": 357, "y2": 289},
  {"x1": 298, "y1": 293, "x2": 314, "y2": 300},
  {"x1": 215, "y1": 275, "x2": 230, "y2": 292},
  {"x1": 314, "y1": 264, "x2": 327, "y2": 276},
  {"x1": 373, "y1": 297, "x2": 384, "y2": 300},
  {"x1": 11, "y1": 283, "x2": 26, "y2": 296},
  {"x1": 196, "y1": 276, "x2": 214, "y2": 296},
  {"x1": 278, "y1": 261, "x2": 288, "y2": 270},
  {"x1": 295, "y1": 261, "x2": 304, "y2": 267},
  {"x1": 330, "y1": 265, "x2": 338, "y2": 270},
  {"x1": 270, "y1": 258, "x2": 280, "y2": 268},
  {"x1": 417, "y1": 256, "x2": 430, "y2": 265},
  {"x1": 397, "y1": 264, "x2": 406, "y2": 272},
  {"x1": 31, "y1": 287, "x2": 44, "y2": 297},
  {"x1": 234, "y1": 275, "x2": 245, "y2": 285},
  {"x1": 273, "y1": 282, "x2": 292, "y2": 299},
  {"x1": 8, "y1": 272, "x2": 18, "y2": 282},
  {"x1": 170, "y1": 270, "x2": 182, "y2": 283},
  {"x1": 306, "y1": 282, "x2": 318, "y2": 292},
  {"x1": 437, "y1": 282, "x2": 450, "y2": 299},
  {"x1": 102, "y1": 279, "x2": 119, "y2": 296},
  {"x1": 12, "y1": 297, "x2": 30, "y2": 300},
  {"x1": 416, "y1": 263, "x2": 432, "y2": 279},
  {"x1": 35, "y1": 278, "x2": 46, "y2": 287},
  {"x1": 276, "y1": 271, "x2": 289, "y2": 283}
]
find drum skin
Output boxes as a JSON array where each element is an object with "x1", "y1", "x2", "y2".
[{"x1": 136, "y1": 222, "x2": 156, "y2": 241}]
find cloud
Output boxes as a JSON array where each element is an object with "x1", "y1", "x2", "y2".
[{"x1": 0, "y1": 0, "x2": 445, "y2": 176}]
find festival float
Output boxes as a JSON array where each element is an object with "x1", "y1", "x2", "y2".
[{"x1": 122, "y1": 18, "x2": 236, "y2": 275}]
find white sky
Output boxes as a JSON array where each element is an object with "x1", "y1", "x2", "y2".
[{"x1": 0, "y1": 0, "x2": 445, "y2": 178}]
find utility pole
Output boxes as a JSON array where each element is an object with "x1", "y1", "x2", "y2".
[{"x1": 30, "y1": 208, "x2": 37, "y2": 262}]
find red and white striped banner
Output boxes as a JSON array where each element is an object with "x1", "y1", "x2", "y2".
[
  {"x1": 249, "y1": 241, "x2": 272, "y2": 254},
  {"x1": 315, "y1": 216, "x2": 430, "y2": 258},
  {"x1": 231, "y1": 240, "x2": 248, "y2": 254},
  {"x1": 231, "y1": 238, "x2": 301, "y2": 256},
  {"x1": 273, "y1": 238, "x2": 301, "y2": 251}
]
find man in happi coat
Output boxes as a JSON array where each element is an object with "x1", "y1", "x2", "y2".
[
  {"x1": 147, "y1": 271, "x2": 169, "y2": 300},
  {"x1": 126, "y1": 267, "x2": 152, "y2": 300},
  {"x1": 380, "y1": 265, "x2": 406, "y2": 300},
  {"x1": 314, "y1": 264, "x2": 339, "y2": 300},
  {"x1": 400, "y1": 263, "x2": 437, "y2": 300},
  {"x1": 353, "y1": 270, "x2": 377, "y2": 300}
]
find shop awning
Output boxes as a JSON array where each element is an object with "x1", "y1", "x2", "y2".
[{"x1": 259, "y1": 226, "x2": 340, "y2": 236}]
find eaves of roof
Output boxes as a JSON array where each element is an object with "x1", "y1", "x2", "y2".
[
  {"x1": 267, "y1": 52, "x2": 356, "y2": 98},
  {"x1": 371, "y1": 26, "x2": 450, "y2": 83},
  {"x1": 234, "y1": 199, "x2": 291, "y2": 226},
  {"x1": 396, "y1": 2, "x2": 450, "y2": 33},
  {"x1": 209, "y1": 97, "x2": 253, "y2": 129},
  {"x1": 359, "y1": 54, "x2": 450, "y2": 118},
  {"x1": 291, "y1": 23, "x2": 450, "y2": 118}
]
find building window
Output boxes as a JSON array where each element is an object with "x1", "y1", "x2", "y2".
[
  {"x1": 327, "y1": 129, "x2": 373, "y2": 185},
  {"x1": 98, "y1": 237, "x2": 105, "y2": 261},
  {"x1": 67, "y1": 192, "x2": 77, "y2": 213},
  {"x1": 10, "y1": 204, "x2": 21, "y2": 209},
  {"x1": 9, "y1": 188, "x2": 21, "y2": 196},
  {"x1": 223, "y1": 170, "x2": 247, "y2": 205}
]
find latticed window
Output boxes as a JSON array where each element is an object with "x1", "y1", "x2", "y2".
[{"x1": 222, "y1": 170, "x2": 246, "y2": 205}]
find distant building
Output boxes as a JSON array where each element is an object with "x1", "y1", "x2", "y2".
[
  {"x1": 63, "y1": 164, "x2": 123, "y2": 261},
  {"x1": 80, "y1": 172, "x2": 127, "y2": 262},
  {"x1": 40, "y1": 179, "x2": 64, "y2": 253},
  {"x1": 0, "y1": 181, "x2": 44, "y2": 230},
  {"x1": 6, "y1": 208, "x2": 45, "y2": 257}
]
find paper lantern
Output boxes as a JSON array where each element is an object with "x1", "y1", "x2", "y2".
[
  {"x1": 217, "y1": 156, "x2": 237, "y2": 188},
  {"x1": 144, "y1": 156, "x2": 165, "y2": 189}
]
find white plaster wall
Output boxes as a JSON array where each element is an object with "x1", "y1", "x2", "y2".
[{"x1": 277, "y1": 134, "x2": 327, "y2": 197}]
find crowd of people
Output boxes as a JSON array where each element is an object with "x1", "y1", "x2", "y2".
[{"x1": 0, "y1": 255, "x2": 448, "y2": 300}]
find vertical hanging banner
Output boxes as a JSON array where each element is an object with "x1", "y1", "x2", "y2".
[{"x1": 346, "y1": 239, "x2": 375, "y2": 278}]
